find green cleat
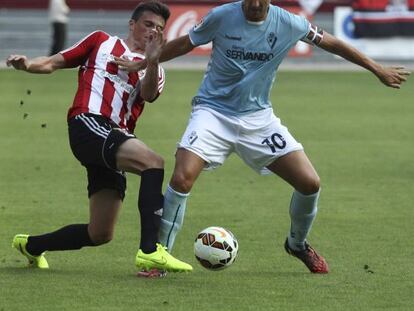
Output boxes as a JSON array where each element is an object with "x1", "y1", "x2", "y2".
[
  {"x1": 136, "y1": 243, "x2": 192, "y2": 273},
  {"x1": 12, "y1": 234, "x2": 49, "y2": 269}
]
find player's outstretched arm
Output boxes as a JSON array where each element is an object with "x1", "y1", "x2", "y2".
[
  {"x1": 6, "y1": 53, "x2": 66, "y2": 74},
  {"x1": 140, "y1": 29, "x2": 164, "y2": 102},
  {"x1": 114, "y1": 34, "x2": 195, "y2": 72},
  {"x1": 318, "y1": 32, "x2": 410, "y2": 89},
  {"x1": 159, "y1": 34, "x2": 195, "y2": 63}
]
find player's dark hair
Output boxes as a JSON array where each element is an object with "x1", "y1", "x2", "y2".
[{"x1": 131, "y1": 1, "x2": 170, "y2": 23}]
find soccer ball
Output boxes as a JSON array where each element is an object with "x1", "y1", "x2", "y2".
[{"x1": 194, "y1": 226, "x2": 238, "y2": 270}]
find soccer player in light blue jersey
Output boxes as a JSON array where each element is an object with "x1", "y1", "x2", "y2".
[{"x1": 115, "y1": 0, "x2": 409, "y2": 275}]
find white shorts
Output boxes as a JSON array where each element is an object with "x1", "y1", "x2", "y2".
[{"x1": 177, "y1": 107, "x2": 303, "y2": 175}]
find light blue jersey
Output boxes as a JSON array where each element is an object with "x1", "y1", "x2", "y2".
[{"x1": 189, "y1": 1, "x2": 310, "y2": 116}]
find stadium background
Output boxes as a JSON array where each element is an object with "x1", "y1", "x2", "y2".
[{"x1": 1, "y1": 0, "x2": 413, "y2": 69}]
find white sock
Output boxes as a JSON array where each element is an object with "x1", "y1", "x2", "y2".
[
  {"x1": 287, "y1": 189, "x2": 320, "y2": 251},
  {"x1": 159, "y1": 185, "x2": 189, "y2": 251}
]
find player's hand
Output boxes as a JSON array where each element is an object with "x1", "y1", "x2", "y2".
[
  {"x1": 145, "y1": 29, "x2": 165, "y2": 65},
  {"x1": 6, "y1": 54, "x2": 29, "y2": 71},
  {"x1": 113, "y1": 56, "x2": 146, "y2": 72},
  {"x1": 376, "y1": 66, "x2": 411, "y2": 89}
]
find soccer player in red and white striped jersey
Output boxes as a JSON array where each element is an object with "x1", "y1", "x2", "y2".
[
  {"x1": 63, "y1": 29, "x2": 165, "y2": 133},
  {"x1": 7, "y1": 1, "x2": 192, "y2": 276}
]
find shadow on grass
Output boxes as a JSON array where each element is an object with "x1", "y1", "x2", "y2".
[
  {"x1": 0, "y1": 265, "x2": 160, "y2": 281},
  {"x1": 0, "y1": 265, "x2": 319, "y2": 283},
  {"x1": 0, "y1": 266, "x2": 75, "y2": 276}
]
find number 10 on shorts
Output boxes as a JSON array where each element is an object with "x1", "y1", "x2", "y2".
[{"x1": 261, "y1": 133, "x2": 286, "y2": 153}]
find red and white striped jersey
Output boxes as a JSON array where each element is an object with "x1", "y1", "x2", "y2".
[{"x1": 61, "y1": 30, "x2": 165, "y2": 133}]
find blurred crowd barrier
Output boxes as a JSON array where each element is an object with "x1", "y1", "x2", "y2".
[
  {"x1": 1, "y1": 0, "x2": 413, "y2": 68},
  {"x1": 335, "y1": 0, "x2": 414, "y2": 60},
  {"x1": 0, "y1": 1, "x2": 351, "y2": 11}
]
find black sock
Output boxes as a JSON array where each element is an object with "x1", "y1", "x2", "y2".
[
  {"x1": 26, "y1": 224, "x2": 95, "y2": 256},
  {"x1": 138, "y1": 168, "x2": 164, "y2": 254}
]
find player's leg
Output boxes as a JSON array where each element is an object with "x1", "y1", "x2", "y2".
[
  {"x1": 50, "y1": 22, "x2": 63, "y2": 55},
  {"x1": 13, "y1": 192, "x2": 122, "y2": 269},
  {"x1": 267, "y1": 150, "x2": 320, "y2": 250},
  {"x1": 116, "y1": 137, "x2": 164, "y2": 254},
  {"x1": 115, "y1": 137, "x2": 192, "y2": 273},
  {"x1": 12, "y1": 219, "x2": 96, "y2": 269},
  {"x1": 21, "y1": 223, "x2": 96, "y2": 256},
  {"x1": 159, "y1": 107, "x2": 233, "y2": 252},
  {"x1": 71, "y1": 117, "x2": 164, "y2": 256},
  {"x1": 267, "y1": 151, "x2": 328, "y2": 273},
  {"x1": 12, "y1": 222, "x2": 95, "y2": 269},
  {"x1": 13, "y1": 114, "x2": 122, "y2": 268},
  {"x1": 12, "y1": 194, "x2": 115, "y2": 269},
  {"x1": 23, "y1": 188, "x2": 121, "y2": 253},
  {"x1": 159, "y1": 148, "x2": 206, "y2": 250},
  {"x1": 13, "y1": 165, "x2": 125, "y2": 268},
  {"x1": 236, "y1": 109, "x2": 327, "y2": 273},
  {"x1": 88, "y1": 189, "x2": 122, "y2": 245}
]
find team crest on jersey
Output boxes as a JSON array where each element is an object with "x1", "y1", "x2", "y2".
[
  {"x1": 188, "y1": 131, "x2": 198, "y2": 145},
  {"x1": 193, "y1": 18, "x2": 204, "y2": 31},
  {"x1": 267, "y1": 32, "x2": 277, "y2": 49}
]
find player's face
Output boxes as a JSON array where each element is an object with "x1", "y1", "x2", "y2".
[
  {"x1": 130, "y1": 11, "x2": 165, "y2": 50},
  {"x1": 242, "y1": 0, "x2": 270, "y2": 22}
]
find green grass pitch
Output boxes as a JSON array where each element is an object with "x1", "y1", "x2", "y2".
[{"x1": 0, "y1": 69, "x2": 413, "y2": 310}]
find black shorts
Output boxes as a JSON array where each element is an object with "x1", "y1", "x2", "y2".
[{"x1": 68, "y1": 113, "x2": 135, "y2": 200}]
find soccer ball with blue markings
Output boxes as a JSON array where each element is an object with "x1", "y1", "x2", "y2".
[{"x1": 194, "y1": 226, "x2": 238, "y2": 270}]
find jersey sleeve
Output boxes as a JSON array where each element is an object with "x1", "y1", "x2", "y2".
[
  {"x1": 280, "y1": 9, "x2": 310, "y2": 43},
  {"x1": 188, "y1": 7, "x2": 222, "y2": 46},
  {"x1": 60, "y1": 31, "x2": 107, "y2": 68}
]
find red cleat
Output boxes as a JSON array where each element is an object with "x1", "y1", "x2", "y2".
[
  {"x1": 137, "y1": 268, "x2": 167, "y2": 278},
  {"x1": 284, "y1": 239, "x2": 329, "y2": 274}
]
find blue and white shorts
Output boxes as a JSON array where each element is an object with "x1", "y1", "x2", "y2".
[{"x1": 177, "y1": 107, "x2": 303, "y2": 175}]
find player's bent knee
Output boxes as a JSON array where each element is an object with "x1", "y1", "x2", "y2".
[
  {"x1": 146, "y1": 153, "x2": 164, "y2": 169},
  {"x1": 136, "y1": 151, "x2": 164, "y2": 171},
  {"x1": 89, "y1": 231, "x2": 113, "y2": 246},
  {"x1": 299, "y1": 176, "x2": 320, "y2": 195},
  {"x1": 170, "y1": 172, "x2": 194, "y2": 193},
  {"x1": 117, "y1": 139, "x2": 164, "y2": 172}
]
